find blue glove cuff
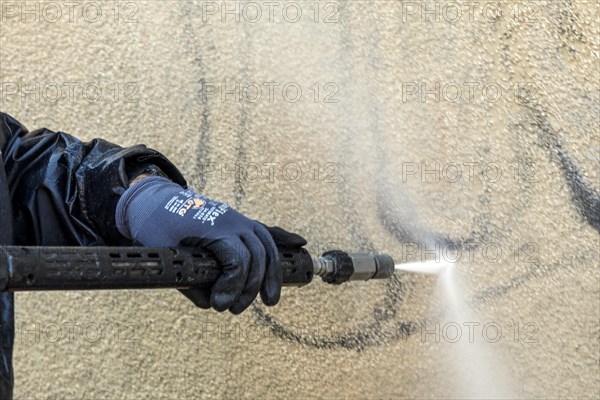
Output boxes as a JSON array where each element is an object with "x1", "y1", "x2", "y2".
[{"x1": 115, "y1": 176, "x2": 179, "y2": 240}]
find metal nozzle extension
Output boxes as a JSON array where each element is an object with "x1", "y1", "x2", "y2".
[{"x1": 313, "y1": 251, "x2": 395, "y2": 285}]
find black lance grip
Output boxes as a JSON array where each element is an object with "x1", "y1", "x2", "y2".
[{"x1": 0, "y1": 245, "x2": 314, "y2": 292}]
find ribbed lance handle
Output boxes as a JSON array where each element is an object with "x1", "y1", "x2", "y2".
[{"x1": 0, "y1": 246, "x2": 314, "y2": 292}]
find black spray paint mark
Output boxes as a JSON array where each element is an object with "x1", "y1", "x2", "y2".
[
  {"x1": 180, "y1": 0, "x2": 213, "y2": 192},
  {"x1": 557, "y1": 149, "x2": 600, "y2": 232},
  {"x1": 231, "y1": 23, "x2": 253, "y2": 209},
  {"x1": 251, "y1": 274, "x2": 417, "y2": 351},
  {"x1": 522, "y1": 100, "x2": 600, "y2": 233}
]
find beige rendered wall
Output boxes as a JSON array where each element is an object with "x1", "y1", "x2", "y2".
[{"x1": 0, "y1": 0, "x2": 598, "y2": 398}]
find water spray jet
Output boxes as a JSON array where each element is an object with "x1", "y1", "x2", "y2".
[{"x1": 394, "y1": 260, "x2": 454, "y2": 275}]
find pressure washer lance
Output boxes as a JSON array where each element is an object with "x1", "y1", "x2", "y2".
[{"x1": 0, "y1": 245, "x2": 396, "y2": 291}]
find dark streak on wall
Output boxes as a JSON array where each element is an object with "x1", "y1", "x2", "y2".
[
  {"x1": 231, "y1": 22, "x2": 252, "y2": 209},
  {"x1": 557, "y1": 149, "x2": 600, "y2": 232},
  {"x1": 180, "y1": 0, "x2": 212, "y2": 193},
  {"x1": 521, "y1": 100, "x2": 600, "y2": 233}
]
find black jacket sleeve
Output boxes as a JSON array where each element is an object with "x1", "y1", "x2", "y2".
[
  {"x1": 0, "y1": 124, "x2": 13, "y2": 400},
  {"x1": 0, "y1": 111, "x2": 187, "y2": 246}
]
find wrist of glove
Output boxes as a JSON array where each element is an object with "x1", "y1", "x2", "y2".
[{"x1": 115, "y1": 176, "x2": 306, "y2": 314}]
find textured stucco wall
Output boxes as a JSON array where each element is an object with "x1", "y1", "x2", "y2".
[{"x1": 1, "y1": 0, "x2": 598, "y2": 398}]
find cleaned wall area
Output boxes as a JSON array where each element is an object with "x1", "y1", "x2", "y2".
[{"x1": 1, "y1": 1, "x2": 598, "y2": 398}]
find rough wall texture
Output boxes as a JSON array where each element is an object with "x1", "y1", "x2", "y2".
[{"x1": 1, "y1": 0, "x2": 599, "y2": 398}]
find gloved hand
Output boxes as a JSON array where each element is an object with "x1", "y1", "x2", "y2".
[
  {"x1": 260, "y1": 224, "x2": 307, "y2": 249},
  {"x1": 115, "y1": 176, "x2": 304, "y2": 314}
]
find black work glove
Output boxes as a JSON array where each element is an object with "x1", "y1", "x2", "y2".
[
  {"x1": 260, "y1": 224, "x2": 307, "y2": 249},
  {"x1": 115, "y1": 176, "x2": 306, "y2": 314},
  {"x1": 177, "y1": 224, "x2": 307, "y2": 313}
]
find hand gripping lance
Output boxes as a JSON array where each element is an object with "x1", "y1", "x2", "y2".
[{"x1": 0, "y1": 245, "x2": 396, "y2": 292}]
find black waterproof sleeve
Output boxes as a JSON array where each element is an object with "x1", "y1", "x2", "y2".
[
  {"x1": 0, "y1": 111, "x2": 188, "y2": 399},
  {"x1": 0, "y1": 135, "x2": 14, "y2": 400},
  {"x1": 0, "y1": 111, "x2": 187, "y2": 246}
]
